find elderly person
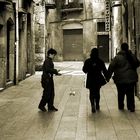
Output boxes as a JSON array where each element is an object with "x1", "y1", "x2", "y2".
[{"x1": 107, "y1": 43, "x2": 140, "y2": 112}]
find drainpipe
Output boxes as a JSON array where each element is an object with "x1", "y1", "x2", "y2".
[
  {"x1": 111, "y1": 0, "x2": 122, "y2": 57},
  {"x1": 135, "y1": 0, "x2": 140, "y2": 58},
  {"x1": 13, "y1": 0, "x2": 19, "y2": 84}
]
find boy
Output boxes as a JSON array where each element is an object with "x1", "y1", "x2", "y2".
[{"x1": 38, "y1": 48, "x2": 61, "y2": 112}]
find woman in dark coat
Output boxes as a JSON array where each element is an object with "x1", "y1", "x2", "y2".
[{"x1": 82, "y1": 48, "x2": 108, "y2": 113}]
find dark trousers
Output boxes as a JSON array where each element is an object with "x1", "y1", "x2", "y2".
[
  {"x1": 89, "y1": 87, "x2": 100, "y2": 108},
  {"x1": 116, "y1": 83, "x2": 135, "y2": 110},
  {"x1": 39, "y1": 78, "x2": 55, "y2": 109}
]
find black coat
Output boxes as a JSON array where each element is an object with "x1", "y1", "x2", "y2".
[
  {"x1": 41, "y1": 57, "x2": 58, "y2": 88},
  {"x1": 107, "y1": 50, "x2": 140, "y2": 84},
  {"x1": 82, "y1": 58, "x2": 108, "y2": 89}
]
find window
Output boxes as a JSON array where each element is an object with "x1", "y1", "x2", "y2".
[{"x1": 97, "y1": 22, "x2": 105, "y2": 32}]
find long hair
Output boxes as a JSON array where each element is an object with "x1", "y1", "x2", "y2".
[{"x1": 90, "y1": 48, "x2": 99, "y2": 60}]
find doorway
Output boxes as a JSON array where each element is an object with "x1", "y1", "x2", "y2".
[
  {"x1": 97, "y1": 35, "x2": 109, "y2": 62},
  {"x1": 63, "y1": 29, "x2": 83, "y2": 61}
]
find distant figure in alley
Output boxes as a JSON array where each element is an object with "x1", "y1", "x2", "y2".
[
  {"x1": 82, "y1": 48, "x2": 108, "y2": 113},
  {"x1": 38, "y1": 48, "x2": 61, "y2": 112},
  {"x1": 107, "y1": 43, "x2": 140, "y2": 112}
]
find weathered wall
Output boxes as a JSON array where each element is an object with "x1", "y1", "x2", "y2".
[
  {"x1": 0, "y1": 0, "x2": 35, "y2": 90},
  {"x1": 47, "y1": 0, "x2": 106, "y2": 60},
  {"x1": 0, "y1": 3, "x2": 15, "y2": 89},
  {"x1": 134, "y1": 0, "x2": 140, "y2": 59},
  {"x1": 34, "y1": 2, "x2": 45, "y2": 70},
  {"x1": 18, "y1": 0, "x2": 35, "y2": 80},
  {"x1": 19, "y1": 14, "x2": 27, "y2": 80}
]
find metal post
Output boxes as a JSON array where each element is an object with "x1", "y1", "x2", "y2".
[{"x1": 111, "y1": 0, "x2": 122, "y2": 57}]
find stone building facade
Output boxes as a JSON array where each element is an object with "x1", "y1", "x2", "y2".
[
  {"x1": 0, "y1": 0, "x2": 35, "y2": 90},
  {"x1": 33, "y1": 0, "x2": 140, "y2": 70},
  {"x1": 0, "y1": 0, "x2": 15, "y2": 90},
  {"x1": 34, "y1": 0, "x2": 46, "y2": 70},
  {"x1": 134, "y1": 0, "x2": 140, "y2": 59},
  {"x1": 46, "y1": 0, "x2": 110, "y2": 62},
  {"x1": 34, "y1": 0, "x2": 110, "y2": 70}
]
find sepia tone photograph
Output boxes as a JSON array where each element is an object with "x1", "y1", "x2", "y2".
[{"x1": 0, "y1": 0, "x2": 140, "y2": 139}]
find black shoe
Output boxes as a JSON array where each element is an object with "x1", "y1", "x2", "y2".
[
  {"x1": 48, "y1": 106, "x2": 58, "y2": 111},
  {"x1": 128, "y1": 106, "x2": 135, "y2": 112},
  {"x1": 119, "y1": 107, "x2": 124, "y2": 110},
  {"x1": 96, "y1": 105, "x2": 100, "y2": 111},
  {"x1": 129, "y1": 108, "x2": 135, "y2": 112},
  {"x1": 38, "y1": 106, "x2": 47, "y2": 112},
  {"x1": 130, "y1": 109, "x2": 135, "y2": 112},
  {"x1": 92, "y1": 106, "x2": 96, "y2": 113}
]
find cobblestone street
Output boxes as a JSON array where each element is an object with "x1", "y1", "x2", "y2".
[{"x1": 0, "y1": 62, "x2": 140, "y2": 140}]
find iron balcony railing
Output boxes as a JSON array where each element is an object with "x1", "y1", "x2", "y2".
[
  {"x1": 45, "y1": 0, "x2": 56, "y2": 9},
  {"x1": 61, "y1": 0, "x2": 83, "y2": 12}
]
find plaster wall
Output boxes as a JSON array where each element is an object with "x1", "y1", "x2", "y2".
[
  {"x1": 19, "y1": 17, "x2": 28, "y2": 80},
  {"x1": 34, "y1": 4, "x2": 45, "y2": 70}
]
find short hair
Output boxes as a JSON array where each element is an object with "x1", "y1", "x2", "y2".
[
  {"x1": 121, "y1": 43, "x2": 129, "y2": 51},
  {"x1": 47, "y1": 48, "x2": 57, "y2": 55}
]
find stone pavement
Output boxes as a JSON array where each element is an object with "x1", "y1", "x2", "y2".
[{"x1": 0, "y1": 62, "x2": 140, "y2": 140}]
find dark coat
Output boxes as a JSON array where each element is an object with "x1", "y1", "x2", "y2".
[
  {"x1": 82, "y1": 58, "x2": 108, "y2": 89},
  {"x1": 107, "y1": 50, "x2": 140, "y2": 84},
  {"x1": 41, "y1": 56, "x2": 58, "y2": 88}
]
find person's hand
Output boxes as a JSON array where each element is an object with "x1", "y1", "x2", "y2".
[
  {"x1": 106, "y1": 78, "x2": 110, "y2": 82},
  {"x1": 57, "y1": 73, "x2": 62, "y2": 76},
  {"x1": 56, "y1": 70, "x2": 61, "y2": 76}
]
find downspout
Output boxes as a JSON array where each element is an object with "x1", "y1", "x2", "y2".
[
  {"x1": 134, "y1": 0, "x2": 140, "y2": 58},
  {"x1": 111, "y1": 0, "x2": 122, "y2": 57},
  {"x1": 13, "y1": 0, "x2": 19, "y2": 84}
]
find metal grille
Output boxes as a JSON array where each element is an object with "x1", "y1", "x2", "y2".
[{"x1": 105, "y1": 0, "x2": 110, "y2": 31}]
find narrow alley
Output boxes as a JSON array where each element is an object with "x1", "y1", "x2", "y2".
[
  {"x1": 0, "y1": 62, "x2": 140, "y2": 140},
  {"x1": 0, "y1": 0, "x2": 140, "y2": 139}
]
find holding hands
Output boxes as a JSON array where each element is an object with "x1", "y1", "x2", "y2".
[{"x1": 57, "y1": 70, "x2": 62, "y2": 76}]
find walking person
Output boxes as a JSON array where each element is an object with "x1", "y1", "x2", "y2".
[
  {"x1": 107, "y1": 43, "x2": 140, "y2": 112},
  {"x1": 38, "y1": 48, "x2": 61, "y2": 112},
  {"x1": 82, "y1": 48, "x2": 108, "y2": 113}
]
